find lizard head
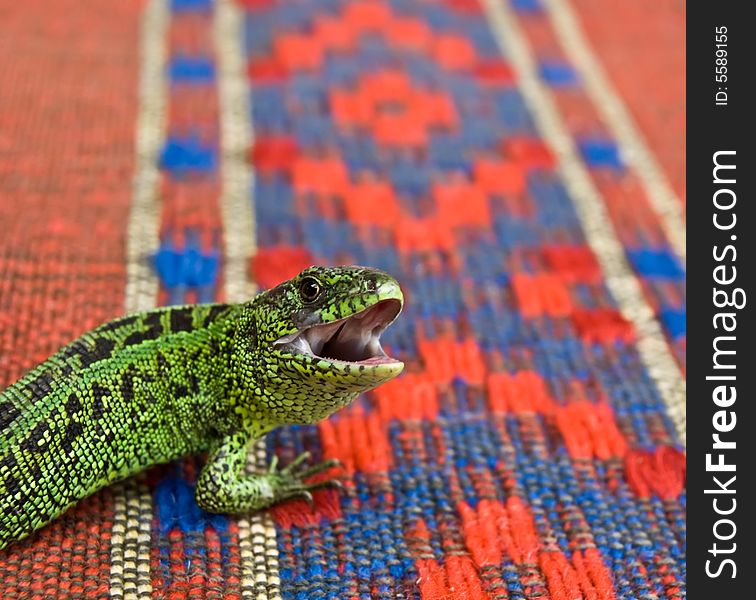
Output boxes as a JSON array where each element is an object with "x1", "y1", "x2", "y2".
[{"x1": 238, "y1": 265, "x2": 404, "y2": 425}]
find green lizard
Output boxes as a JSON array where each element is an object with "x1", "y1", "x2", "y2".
[{"x1": 0, "y1": 266, "x2": 404, "y2": 550}]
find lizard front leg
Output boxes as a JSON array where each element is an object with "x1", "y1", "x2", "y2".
[{"x1": 195, "y1": 429, "x2": 341, "y2": 513}]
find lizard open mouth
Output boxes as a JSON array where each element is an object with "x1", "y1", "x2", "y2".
[{"x1": 273, "y1": 299, "x2": 402, "y2": 366}]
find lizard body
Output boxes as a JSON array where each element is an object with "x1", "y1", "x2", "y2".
[{"x1": 0, "y1": 266, "x2": 404, "y2": 549}]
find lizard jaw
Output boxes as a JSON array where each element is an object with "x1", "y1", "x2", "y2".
[{"x1": 272, "y1": 299, "x2": 402, "y2": 366}]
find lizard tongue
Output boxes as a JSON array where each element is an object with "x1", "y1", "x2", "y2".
[
  {"x1": 304, "y1": 301, "x2": 395, "y2": 362},
  {"x1": 274, "y1": 299, "x2": 402, "y2": 364},
  {"x1": 355, "y1": 355, "x2": 397, "y2": 365},
  {"x1": 319, "y1": 319, "x2": 374, "y2": 362}
]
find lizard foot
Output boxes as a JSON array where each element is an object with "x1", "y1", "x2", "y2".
[{"x1": 266, "y1": 452, "x2": 343, "y2": 505}]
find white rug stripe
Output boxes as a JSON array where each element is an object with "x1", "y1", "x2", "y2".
[
  {"x1": 543, "y1": 0, "x2": 686, "y2": 262},
  {"x1": 215, "y1": 1, "x2": 282, "y2": 598},
  {"x1": 110, "y1": 0, "x2": 168, "y2": 597},
  {"x1": 216, "y1": 0, "x2": 257, "y2": 304},
  {"x1": 238, "y1": 442, "x2": 284, "y2": 600},
  {"x1": 481, "y1": 0, "x2": 686, "y2": 445}
]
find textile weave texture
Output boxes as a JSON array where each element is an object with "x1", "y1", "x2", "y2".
[{"x1": 0, "y1": 0, "x2": 685, "y2": 598}]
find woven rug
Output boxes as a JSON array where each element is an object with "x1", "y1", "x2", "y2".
[{"x1": 0, "y1": 0, "x2": 685, "y2": 598}]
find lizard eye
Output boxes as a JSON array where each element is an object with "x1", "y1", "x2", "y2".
[{"x1": 298, "y1": 276, "x2": 322, "y2": 303}]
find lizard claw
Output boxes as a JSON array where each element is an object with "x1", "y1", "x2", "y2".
[
  {"x1": 310, "y1": 478, "x2": 344, "y2": 491},
  {"x1": 281, "y1": 451, "x2": 311, "y2": 475},
  {"x1": 266, "y1": 453, "x2": 344, "y2": 505},
  {"x1": 298, "y1": 458, "x2": 342, "y2": 479},
  {"x1": 298, "y1": 490, "x2": 315, "y2": 507}
]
